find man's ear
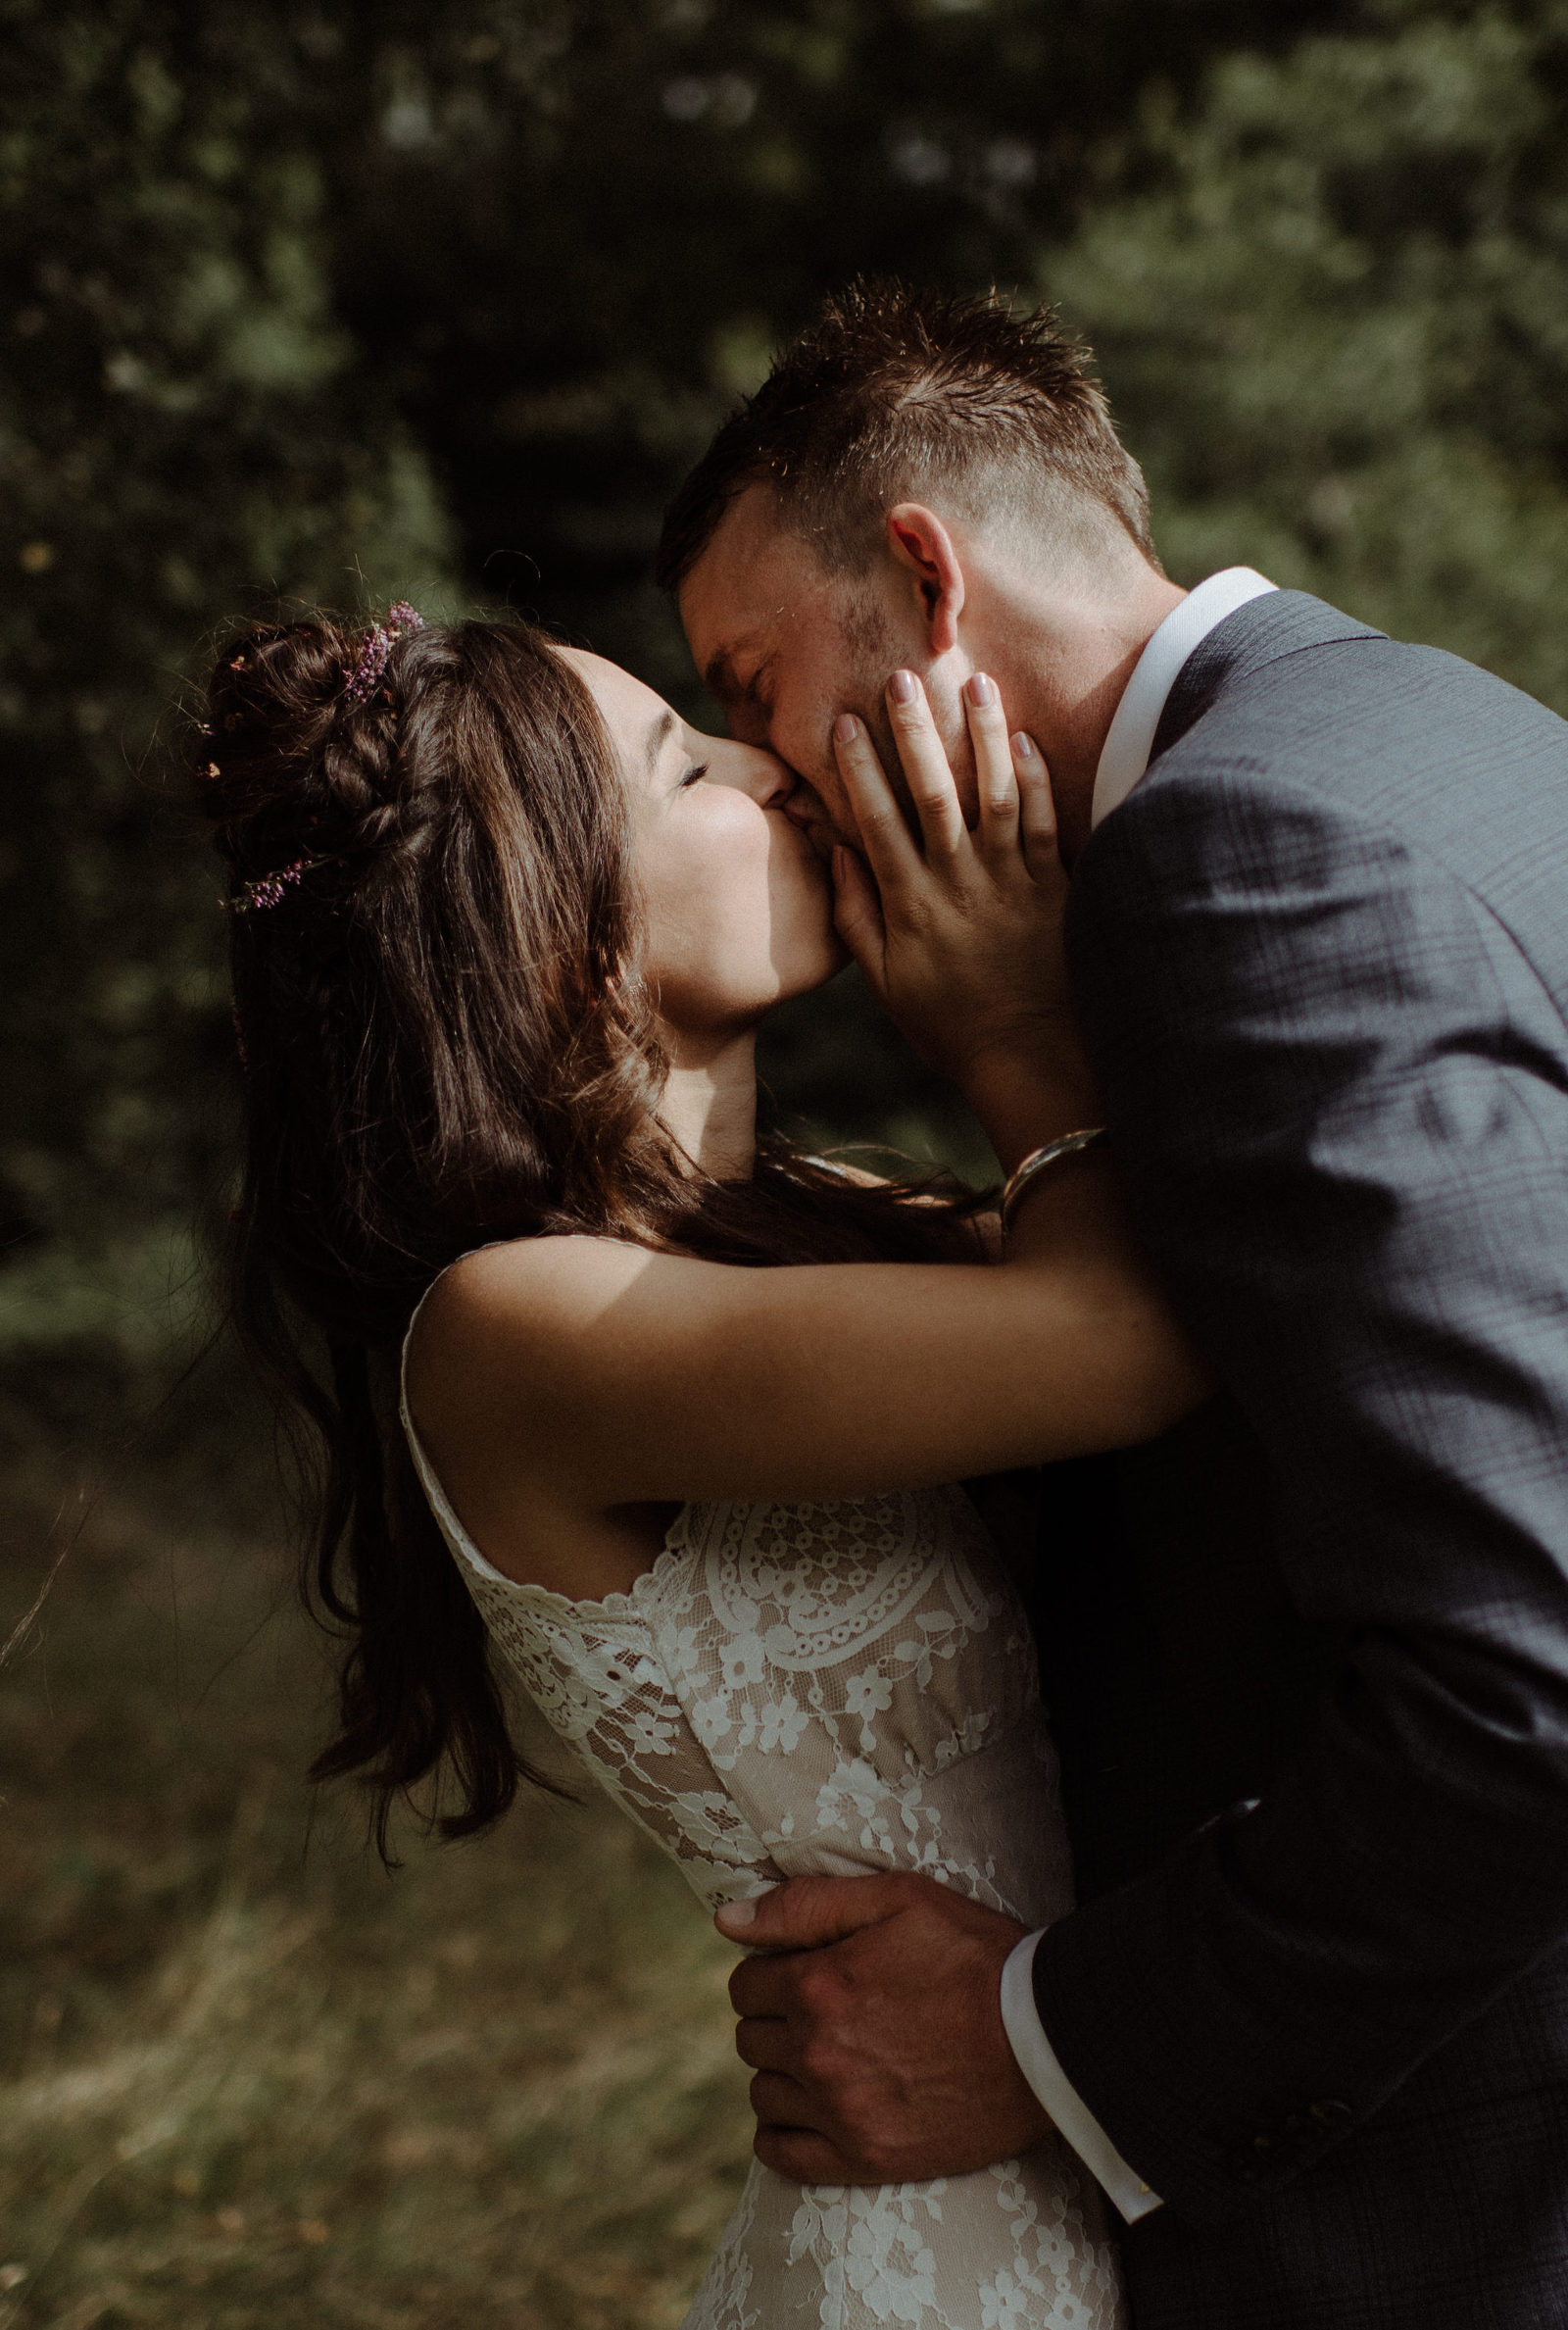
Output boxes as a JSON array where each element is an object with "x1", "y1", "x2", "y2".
[{"x1": 886, "y1": 504, "x2": 965, "y2": 657}]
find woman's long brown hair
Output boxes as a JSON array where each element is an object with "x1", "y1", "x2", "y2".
[{"x1": 198, "y1": 613, "x2": 981, "y2": 1859}]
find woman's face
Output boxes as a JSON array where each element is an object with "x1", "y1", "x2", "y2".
[{"x1": 563, "y1": 650, "x2": 847, "y2": 1050}]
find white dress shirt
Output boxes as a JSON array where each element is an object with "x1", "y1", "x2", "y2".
[
  {"x1": 1091, "y1": 566, "x2": 1278, "y2": 830},
  {"x1": 998, "y1": 565, "x2": 1278, "y2": 2225}
]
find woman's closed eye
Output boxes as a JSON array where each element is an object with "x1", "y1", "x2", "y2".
[{"x1": 682, "y1": 760, "x2": 710, "y2": 788}]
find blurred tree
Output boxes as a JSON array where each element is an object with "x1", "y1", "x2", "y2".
[
  {"x1": 0, "y1": 0, "x2": 456, "y2": 1380},
  {"x1": 1050, "y1": 0, "x2": 1568, "y2": 709}
]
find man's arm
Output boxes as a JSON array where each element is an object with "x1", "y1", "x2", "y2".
[{"x1": 1038, "y1": 765, "x2": 1568, "y2": 2217}]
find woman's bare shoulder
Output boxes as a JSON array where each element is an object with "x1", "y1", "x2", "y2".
[{"x1": 411, "y1": 1234, "x2": 650, "y2": 1376}]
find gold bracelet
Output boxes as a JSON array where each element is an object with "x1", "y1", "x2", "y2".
[{"x1": 1000, "y1": 1128, "x2": 1110, "y2": 1242}]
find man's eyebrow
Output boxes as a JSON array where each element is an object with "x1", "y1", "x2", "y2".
[{"x1": 644, "y1": 708, "x2": 680, "y2": 773}]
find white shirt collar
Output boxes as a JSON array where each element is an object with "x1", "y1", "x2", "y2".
[{"x1": 1091, "y1": 568, "x2": 1278, "y2": 830}]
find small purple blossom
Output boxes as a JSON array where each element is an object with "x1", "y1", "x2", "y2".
[
  {"x1": 340, "y1": 600, "x2": 424, "y2": 706},
  {"x1": 227, "y1": 856, "x2": 318, "y2": 914}
]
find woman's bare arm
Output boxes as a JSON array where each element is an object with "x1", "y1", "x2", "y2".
[{"x1": 409, "y1": 1173, "x2": 1203, "y2": 1519}]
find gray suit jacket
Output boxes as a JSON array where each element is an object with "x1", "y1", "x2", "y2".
[{"x1": 1038, "y1": 592, "x2": 1568, "y2": 2327}]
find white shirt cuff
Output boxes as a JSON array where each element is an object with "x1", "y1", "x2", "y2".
[{"x1": 1001, "y1": 1929, "x2": 1164, "y2": 2223}]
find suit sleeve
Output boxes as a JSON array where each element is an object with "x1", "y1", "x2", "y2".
[{"x1": 1034, "y1": 767, "x2": 1568, "y2": 2219}]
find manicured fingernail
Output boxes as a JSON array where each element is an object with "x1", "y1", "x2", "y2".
[
  {"x1": 715, "y1": 1899, "x2": 757, "y2": 1933},
  {"x1": 966, "y1": 672, "x2": 997, "y2": 707},
  {"x1": 888, "y1": 669, "x2": 917, "y2": 705},
  {"x1": 1011, "y1": 731, "x2": 1035, "y2": 759},
  {"x1": 834, "y1": 712, "x2": 858, "y2": 745}
]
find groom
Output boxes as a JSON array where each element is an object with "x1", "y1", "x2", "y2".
[{"x1": 655, "y1": 284, "x2": 1568, "y2": 2327}]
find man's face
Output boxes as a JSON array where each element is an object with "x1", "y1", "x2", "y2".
[{"x1": 677, "y1": 485, "x2": 906, "y2": 854}]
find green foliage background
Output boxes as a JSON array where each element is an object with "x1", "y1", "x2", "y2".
[
  {"x1": 3, "y1": 6, "x2": 1568, "y2": 2321},
  {"x1": 9, "y1": 0, "x2": 1566, "y2": 1404}
]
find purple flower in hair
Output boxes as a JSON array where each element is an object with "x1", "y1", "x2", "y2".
[
  {"x1": 226, "y1": 856, "x2": 320, "y2": 914},
  {"x1": 341, "y1": 600, "x2": 425, "y2": 706}
]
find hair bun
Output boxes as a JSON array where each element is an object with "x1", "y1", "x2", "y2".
[{"x1": 197, "y1": 613, "x2": 419, "y2": 896}]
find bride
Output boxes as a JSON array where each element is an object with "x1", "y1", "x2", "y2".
[{"x1": 198, "y1": 603, "x2": 1204, "y2": 2328}]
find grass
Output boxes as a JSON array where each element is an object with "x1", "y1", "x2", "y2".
[{"x1": 0, "y1": 1412, "x2": 754, "y2": 2329}]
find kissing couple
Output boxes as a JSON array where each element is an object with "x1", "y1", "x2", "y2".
[{"x1": 202, "y1": 284, "x2": 1568, "y2": 2328}]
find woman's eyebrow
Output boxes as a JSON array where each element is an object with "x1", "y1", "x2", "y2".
[{"x1": 644, "y1": 708, "x2": 680, "y2": 773}]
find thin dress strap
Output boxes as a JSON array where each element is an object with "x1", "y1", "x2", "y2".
[{"x1": 398, "y1": 1262, "x2": 518, "y2": 1589}]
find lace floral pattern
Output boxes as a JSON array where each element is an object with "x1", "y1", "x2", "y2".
[{"x1": 403, "y1": 1378, "x2": 1125, "y2": 2328}]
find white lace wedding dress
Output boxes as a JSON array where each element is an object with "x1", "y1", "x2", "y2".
[{"x1": 402, "y1": 1367, "x2": 1127, "y2": 2329}]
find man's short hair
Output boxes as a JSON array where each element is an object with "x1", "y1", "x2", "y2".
[{"x1": 656, "y1": 280, "x2": 1158, "y2": 592}]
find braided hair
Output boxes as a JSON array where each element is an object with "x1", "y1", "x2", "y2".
[{"x1": 198, "y1": 611, "x2": 980, "y2": 1857}]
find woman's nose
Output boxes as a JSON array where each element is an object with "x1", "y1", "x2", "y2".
[{"x1": 711, "y1": 744, "x2": 798, "y2": 812}]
